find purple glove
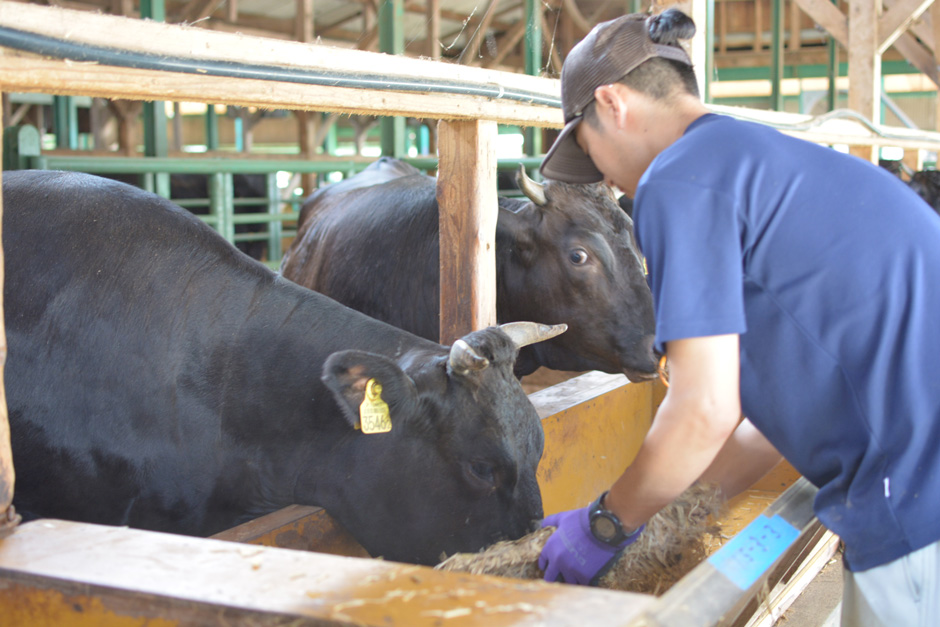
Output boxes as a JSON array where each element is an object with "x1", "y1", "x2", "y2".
[{"x1": 538, "y1": 502, "x2": 644, "y2": 585}]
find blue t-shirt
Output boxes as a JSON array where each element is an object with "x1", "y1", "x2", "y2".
[{"x1": 634, "y1": 113, "x2": 940, "y2": 572}]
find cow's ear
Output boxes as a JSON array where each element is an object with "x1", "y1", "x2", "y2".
[
  {"x1": 497, "y1": 204, "x2": 540, "y2": 266},
  {"x1": 322, "y1": 350, "x2": 419, "y2": 432}
]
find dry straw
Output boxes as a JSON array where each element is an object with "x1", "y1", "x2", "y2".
[{"x1": 437, "y1": 482, "x2": 725, "y2": 595}]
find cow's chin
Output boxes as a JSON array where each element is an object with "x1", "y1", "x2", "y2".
[{"x1": 623, "y1": 368, "x2": 659, "y2": 383}]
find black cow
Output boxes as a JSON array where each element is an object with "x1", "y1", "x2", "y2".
[
  {"x1": 281, "y1": 158, "x2": 658, "y2": 380},
  {"x1": 908, "y1": 170, "x2": 940, "y2": 216},
  {"x1": 4, "y1": 170, "x2": 564, "y2": 566}
]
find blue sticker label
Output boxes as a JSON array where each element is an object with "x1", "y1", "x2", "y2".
[{"x1": 707, "y1": 513, "x2": 801, "y2": 590}]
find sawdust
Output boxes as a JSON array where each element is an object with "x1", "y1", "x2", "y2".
[{"x1": 436, "y1": 482, "x2": 725, "y2": 595}]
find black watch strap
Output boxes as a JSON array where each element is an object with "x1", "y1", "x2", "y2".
[{"x1": 588, "y1": 490, "x2": 638, "y2": 547}]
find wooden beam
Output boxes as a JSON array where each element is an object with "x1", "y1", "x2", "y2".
[
  {"x1": 295, "y1": 0, "x2": 314, "y2": 43},
  {"x1": 793, "y1": 0, "x2": 848, "y2": 46},
  {"x1": 848, "y1": 0, "x2": 880, "y2": 163},
  {"x1": 719, "y1": 0, "x2": 729, "y2": 53},
  {"x1": 426, "y1": 0, "x2": 440, "y2": 59},
  {"x1": 0, "y1": 5, "x2": 561, "y2": 128},
  {"x1": 789, "y1": 0, "x2": 802, "y2": 50},
  {"x1": 0, "y1": 519, "x2": 655, "y2": 625},
  {"x1": 210, "y1": 504, "x2": 371, "y2": 557},
  {"x1": 460, "y1": 0, "x2": 501, "y2": 65},
  {"x1": 891, "y1": 30, "x2": 940, "y2": 86},
  {"x1": 878, "y1": 0, "x2": 932, "y2": 53},
  {"x1": 436, "y1": 119, "x2": 498, "y2": 345},
  {"x1": 754, "y1": 0, "x2": 763, "y2": 51}
]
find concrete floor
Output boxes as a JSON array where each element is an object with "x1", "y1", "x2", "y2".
[{"x1": 778, "y1": 551, "x2": 843, "y2": 626}]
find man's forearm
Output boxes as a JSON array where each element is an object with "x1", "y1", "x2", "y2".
[{"x1": 699, "y1": 417, "x2": 782, "y2": 500}]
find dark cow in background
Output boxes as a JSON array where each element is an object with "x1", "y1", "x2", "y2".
[
  {"x1": 908, "y1": 170, "x2": 940, "y2": 216},
  {"x1": 281, "y1": 158, "x2": 658, "y2": 380},
  {"x1": 100, "y1": 172, "x2": 273, "y2": 260},
  {"x1": 4, "y1": 170, "x2": 563, "y2": 565}
]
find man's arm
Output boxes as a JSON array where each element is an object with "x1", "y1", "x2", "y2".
[
  {"x1": 699, "y1": 417, "x2": 783, "y2": 501},
  {"x1": 604, "y1": 334, "x2": 743, "y2": 530}
]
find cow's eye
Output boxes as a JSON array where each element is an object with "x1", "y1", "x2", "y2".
[
  {"x1": 470, "y1": 461, "x2": 495, "y2": 482},
  {"x1": 464, "y1": 460, "x2": 497, "y2": 492},
  {"x1": 569, "y1": 249, "x2": 589, "y2": 265}
]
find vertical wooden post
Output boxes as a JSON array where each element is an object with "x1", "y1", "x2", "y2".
[
  {"x1": 436, "y1": 119, "x2": 498, "y2": 345},
  {"x1": 0, "y1": 91, "x2": 20, "y2": 540},
  {"x1": 848, "y1": 0, "x2": 880, "y2": 163},
  {"x1": 295, "y1": 0, "x2": 314, "y2": 45},
  {"x1": 426, "y1": 0, "x2": 440, "y2": 60}
]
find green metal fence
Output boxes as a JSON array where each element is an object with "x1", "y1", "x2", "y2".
[{"x1": 3, "y1": 123, "x2": 544, "y2": 269}]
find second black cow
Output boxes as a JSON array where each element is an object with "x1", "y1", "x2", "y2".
[{"x1": 281, "y1": 158, "x2": 658, "y2": 380}]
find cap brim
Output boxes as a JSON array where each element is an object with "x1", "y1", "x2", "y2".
[{"x1": 539, "y1": 117, "x2": 605, "y2": 184}]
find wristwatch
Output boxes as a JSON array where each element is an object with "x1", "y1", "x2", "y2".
[{"x1": 588, "y1": 491, "x2": 639, "y2": 547}]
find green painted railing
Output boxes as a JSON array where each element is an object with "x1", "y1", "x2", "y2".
[{"x1": 4, "y1": 124, "x2": 545, "y2": 268}]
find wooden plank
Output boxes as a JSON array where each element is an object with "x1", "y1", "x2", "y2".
[
  {"x1": 0, "y1": 519, "x2": 655, "y2": 626},
  {"x1": 734, "y1": 527, "x2": 840, "y2": 627},
  {"x1": 891, "y1": 30, "x2": 940, "y2": 87},
  {"x1": 0, "y1": 3, "x2": 559, "y2": 112},
  {"x1": 210, "y1": 504, "x2": 371, "y2": 557},
  {"x1": 793, "y1": 0, "x2": 847, "y2": 46},
  {"x1": 436, "y1": 119, "x2": 498, "y2": 345},
  {"x1": 848, "y1": 0, "x2": 880, "y2": 163},
  {"x1": 878, "y1": 0, "x2": 933, "y2": 53},
  {"x1": 0, "y1": 54, "x2": 561, "y2": 128}
]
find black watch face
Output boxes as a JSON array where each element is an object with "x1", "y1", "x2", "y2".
[{"x1": 593, "y1": 515, "x2": 618, "y2": 540}]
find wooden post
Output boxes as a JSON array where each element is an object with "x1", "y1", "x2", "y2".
[
  {"x1": 436, "y1": 119, "x2": 498, "y2": 345},
  {"x1": 848, "y1": 0, "x2": 881, "y2": 163},
  {"x1": 426, "y1": 0, "x2": 440, "y2": 59},
  {"x1": 297, "y1": 111, "x2": 318, "y2": 197},
  {"x1": 0, "y1": 92, "x2": 20, "y2": 540}
]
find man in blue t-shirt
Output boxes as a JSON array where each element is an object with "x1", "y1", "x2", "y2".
[{"x1": 536, "y1": 9, "x2": 940, "y2": 624}]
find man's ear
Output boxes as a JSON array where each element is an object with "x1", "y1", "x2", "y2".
[
  {"x1": 322, "y1": 350, "x2": 419, "y2": 431},
  {"x1": 593, "y1": 84, "x2": 629, "y2": 129}
]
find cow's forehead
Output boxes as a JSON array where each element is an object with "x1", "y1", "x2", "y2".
[{"x1": 543, "y1": 181, "x2": 628, "y2": 230}]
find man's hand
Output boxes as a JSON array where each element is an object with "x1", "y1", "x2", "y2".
[{"x1": 538, "y1": 505, "x2": 644, "y2": 585}]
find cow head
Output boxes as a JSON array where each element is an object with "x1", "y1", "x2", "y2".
[
  {"x1": 314, "y1": 322, "x2": 564, "y2": 565},
  {"x1": 495, "y1": 167, "x2": 658, "y2": 380}
]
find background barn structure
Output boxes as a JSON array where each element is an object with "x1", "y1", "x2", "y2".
[{"x1": 0, "y1": 0, "x2": 939, "y2": 624}]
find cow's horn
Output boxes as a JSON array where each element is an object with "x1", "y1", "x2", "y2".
[
  {"x1": 449, "y1": 339, "x2": 490, "y2": 375},
  {"x1": 499, "y1": 321, "x2": 567, "y2": 348},
  {"x1": 516, "y1": 165, "x2": 547, "y2": 206}
]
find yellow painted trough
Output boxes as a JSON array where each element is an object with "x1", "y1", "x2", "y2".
[{"x1": 0, "y1": 374, "x2": 828, "y2": 626}]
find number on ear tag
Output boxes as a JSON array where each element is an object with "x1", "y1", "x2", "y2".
[{"x1": 359, "y1": 378, "x2": 392, "y2": 434}]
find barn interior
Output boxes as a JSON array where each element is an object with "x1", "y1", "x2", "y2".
[{"x1": 0, "y1": 0, "x2": 938, "y2": 624}]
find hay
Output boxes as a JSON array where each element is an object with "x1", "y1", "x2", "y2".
[{"x1": 436, "y1": 482, "x2": 725, "y2": 595}]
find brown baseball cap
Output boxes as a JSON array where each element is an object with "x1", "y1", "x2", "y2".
[{"x1": 540, "y1": 13, "x2": 692, "y2": 184}]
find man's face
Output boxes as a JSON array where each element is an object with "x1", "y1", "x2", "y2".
[{"x1": 575, "y1": 115, "x2": 645, "y2": 198}]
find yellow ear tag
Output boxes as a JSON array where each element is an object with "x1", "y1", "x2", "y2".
[{"x1": 359, "y1": 378, "x2": 392, "y2": 434}]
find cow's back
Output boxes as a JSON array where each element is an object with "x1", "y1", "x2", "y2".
[
  {"x1": 2, "y1": 171, "x2": 315, "y2": 532},
  {"x1": 282, "y1": 174, "x2": 443, "y2": 340}
]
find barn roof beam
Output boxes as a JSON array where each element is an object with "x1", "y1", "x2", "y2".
[{"x1": 878, "y1": 0, "x2": 933, "y2": 53}]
